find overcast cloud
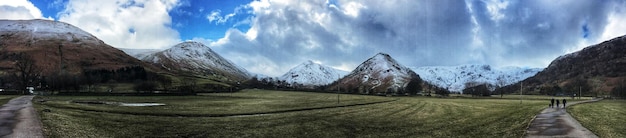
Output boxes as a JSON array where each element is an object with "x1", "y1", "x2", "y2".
[
  {"x1": 2, "y1": 0, "x2": 626, "y2": 77},
  {"x1": 207, "y1": 0, "x2": 626, "y2": 76}
]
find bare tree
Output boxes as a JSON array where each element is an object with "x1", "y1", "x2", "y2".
[
  {"x1": 496, "y1": 76, "x2": 507, "y2": 98},
  {"x1": 13, "y1": 53, "x2": 40, "y2": 94}
]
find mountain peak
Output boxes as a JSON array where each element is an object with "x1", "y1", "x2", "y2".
[
  {"x1": 375, "y1": 52, "x2": 390, "y2": 56},
  {"x1": 142, "y1": 41, "x2": 251, "y2": 81},
  {"x1": 280, "y1": 60, "x2": 348, "y2": 86},
  {"x1": 334, "y1": 53, "x2": 421, "y2": 95},
  {"x1": 304, "y1": 60, "x2": 316, "y2": 65},
  {"x1": 180, "y1": 41, "x2": 203, "y2": 45},
  {"x1": 172, "y1": 41, "x2": 207, "y2": 49}
]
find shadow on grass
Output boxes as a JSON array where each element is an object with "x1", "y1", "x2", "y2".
[{"x1": 40, "y1": 99, "x2": 399, "y2": 117}]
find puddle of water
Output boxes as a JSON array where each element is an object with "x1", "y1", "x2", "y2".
[
  {"x1": 230, "y1": 114, "x2": 269, "y2": 117},
  {"x1": 119, "y1": 103, "x2": 166, "y2": 107},
  {"x1": 73, "y1": 101, "x2": 166, "y2": 107}
]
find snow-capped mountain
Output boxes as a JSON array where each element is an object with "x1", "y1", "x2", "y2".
[
  {"x1": 332, "y1": 53, "x2": 422, "y2": 94},
  {"x1": 279, "y1": 60, "x2": 348, "y2": 86},
  {"x1": 142, "y1": 41, "x2": 251, "y2": 81},
  {"x1": 0, "y1": 19, "x2": 101, "y2": 44},
  {"x1": 412, "y1": 65, "x2": 542, "y2": 92},
  {"x1": 0, "y1": 19, "x2": 147, "y2": 75}
]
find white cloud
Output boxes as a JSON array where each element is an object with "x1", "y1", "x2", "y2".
[
  {"x1": 207, "y1": 10, "x2": 223, "y2": 23},
  {"x1": 600, "y1": 4, "x2": 626, "y2": 43},
  {"x1": 206, "y1": 4, "x2": 250, "y2": 25},
  {"x1": 341, "y1": 1, "x2": 364, "y2": 17},
  {"x1": 0, "y1": 0, "x2": 49, "y2": 20},
  {"x1": 57, "y1": 0, "x2": 181, "y2": 49},
  {"x1": 484, "y1": 0, "x2": 508, "y2": 23}
]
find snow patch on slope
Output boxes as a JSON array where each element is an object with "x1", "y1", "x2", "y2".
[{"x1": 412, "y1": 65, "x2": 542, "y2": 92}]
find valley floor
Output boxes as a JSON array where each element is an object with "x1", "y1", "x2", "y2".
[
  {"x1": 30, "y1": 90, "x2": 607, "y2": 137},
  {"x1": 568, "y1": 100, "x2": 626, "y2": 138}
]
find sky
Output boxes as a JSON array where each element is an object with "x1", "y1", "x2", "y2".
[{"x1": 1, "y1": 0, "x2": 626, "y2": 77}]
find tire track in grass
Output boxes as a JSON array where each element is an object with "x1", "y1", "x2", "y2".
[
  {"x1": 381, "y1": 100, "x2": 421, "y2": 118},
  {"x1": 397, "y1": 101, "x2": 427, "y2": 118},
  {"x1": 40, "y1": 99, "x2": 399, "y2": 117}
]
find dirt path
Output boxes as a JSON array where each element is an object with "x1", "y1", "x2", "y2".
[
  {"x1": 525, "y1": 98, "x2": 603, "y2": 138},
  {"x1": 0, "y1": 95, "x2": 43, "y2": 138}
]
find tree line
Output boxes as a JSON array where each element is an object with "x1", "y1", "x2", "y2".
[{"x1": 243, "y1": 76, "x2": 451, "y2": 97}]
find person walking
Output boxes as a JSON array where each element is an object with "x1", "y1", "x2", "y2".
[
  {"x1": 551, "y1": 98, "x2": 555, "y2": 108},
  {"x1": 556, "y1": 99, "x2": 560, "y2": 108},
  {"x1": 563, "y1": 99, "x2": 567, "y2": 108}
]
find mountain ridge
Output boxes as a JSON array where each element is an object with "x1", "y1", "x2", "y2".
[
  {"x1": 500, "y1": 35, "x2": 626, "y2": 95},
  {"x1": 412, "y1": 64, "x2": 542, "y2": 92}
]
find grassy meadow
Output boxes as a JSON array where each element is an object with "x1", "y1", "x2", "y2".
[
  {"x1": 35, "y1": 89, "x2": 560, "y2": 137},
  {"x1": 568, "y1": 100, "x2": 626, "y2": 138},
  {"x1": 0, "y1": 95, "x2": 17, "y2": 105}
]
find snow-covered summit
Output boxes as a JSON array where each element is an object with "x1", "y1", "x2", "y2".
[
  {"x1": 279, "y1": 60, "x2": 348, "y2": 86},
  {"x1": 142, "y1": 41, "x2": 251, "y2": 80},
  {"x1": 349, "y1": 53, "x2": 415, "y2": 81},
  {"x1": 0, "y1": 19, "x2": 102, "y2": 44},
  {"x1": 334, "y1": 52, "x2": 421, "y2": 94},
  {"x1": 412, "y1": 64, "x2": 542, "y2": 92}
]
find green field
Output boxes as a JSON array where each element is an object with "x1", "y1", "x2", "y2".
[
  {"x1": 35, "y1": 90, "x2": 559, "y2": 137},
  {"x1": 450, "y1": 94, "x2": 593, "y2": 101},
  {"x1": 568, "y1": 100, "x2": 626, "y2": 138},
  {"x1": 0, "y1": 95, "x2": 17, "y2": 105}
]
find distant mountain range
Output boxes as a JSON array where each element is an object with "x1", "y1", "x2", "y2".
[
  {"x1": 413, "y1": 65, "x2": 541, "y2": 92},
  {"x1": 3, "y1": 19, "x2": 624, "y2": 95}
]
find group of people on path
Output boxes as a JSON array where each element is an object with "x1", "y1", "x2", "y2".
[{"x1": 550, "y1": 98, "x2": 567, "y2": 108}]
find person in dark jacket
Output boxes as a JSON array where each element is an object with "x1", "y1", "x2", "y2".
[
  {"x1": 556, "y1": 99, "x2": 560, "y2": 108},
  {"x1": 563, "y1": 99, "x2": 567, "y2": 108},
  {"x1": 551, "y1": 98, "x2": 555, "y2": 108}
]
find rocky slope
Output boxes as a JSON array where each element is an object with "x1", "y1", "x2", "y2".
[{"x1": 501, "y1": 35, "x2": 626, "y2": 94}]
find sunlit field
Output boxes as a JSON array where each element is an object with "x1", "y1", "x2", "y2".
[
  {"x1": 35, "y1": 89, "x2": 553, "y2": 137},
  {"x1": 568, "y1": 100, "x2": 626, "y2": 138}
]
